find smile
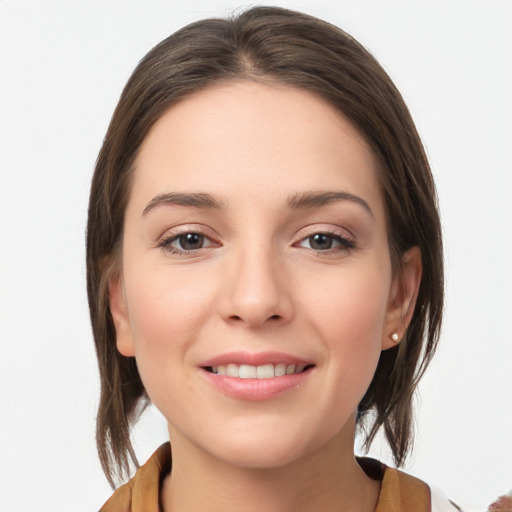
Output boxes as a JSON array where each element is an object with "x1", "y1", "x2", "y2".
[
  {"x1": 200, "y1": 355, "x2": 315, "y2": 400},
  {"x1": 208, "y1": 363, "x2": 309, "y2": 378}
]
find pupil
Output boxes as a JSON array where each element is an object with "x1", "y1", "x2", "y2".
[
  {"x1": 180, "y1": 233, "x2": 203, "y2": 250},
  {"x1": 311, "y1": 234, "x2": 332, "y2": 250}
]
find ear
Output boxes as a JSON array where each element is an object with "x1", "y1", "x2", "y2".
[
  {"x1": 108, "y1": 275, "x2": 136, "y2": 357},
  {"x1": 382, "y1": 246, "x2": 422, "y2": 350}
]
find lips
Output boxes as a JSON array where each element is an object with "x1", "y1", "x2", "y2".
[{"x1": 199, "y1": 352, "x2": 315, "y2": 400}]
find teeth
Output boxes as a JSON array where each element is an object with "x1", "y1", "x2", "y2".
[
  {"x1": 226, "y1": 364, "x2": 238, "y2": 377},
  {"x1": 239, "y1": 364, "x2": 257, "y2": 378},
  {"x1": 275, "y1": 363, "x2": 286, "y2": 376},
  {"x1": 212, "y1": 363, "x2": 308, "y2": 378},
  {"x1": 256, "y1": 364, "x2": 274, "y2": 378}
]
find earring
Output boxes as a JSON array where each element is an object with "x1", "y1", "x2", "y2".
[{"x1": 390, "y1": 333, "x2": 399, "y2": 343}]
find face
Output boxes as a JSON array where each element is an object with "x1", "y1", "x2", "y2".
[{"x1": 110, "y1": 82, "x2": 417, "y2": 469}]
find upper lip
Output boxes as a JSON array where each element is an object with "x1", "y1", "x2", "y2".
[{"x1": 199, "y1": 351, "x2": 313, "y2": 368}]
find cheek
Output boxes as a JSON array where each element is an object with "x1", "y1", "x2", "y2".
[
  {"x1": 305, "y1": 265, "x2": 390, "y2": 333},
  {"x1": 122, "y1": 265, "x2": 220, "y2": 416},
  {"x1": 124, "y1": 265, "x2": 216, "y2": 364},
  {"x1": 300, "y1": 265, "x2": 390, "y2": 377}
]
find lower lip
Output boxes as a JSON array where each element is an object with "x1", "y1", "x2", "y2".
[{"x1": 200, "y1": 368, "x2": 314, "y2": 401}]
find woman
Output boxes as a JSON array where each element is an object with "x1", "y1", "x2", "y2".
[{"x1": 87, "y1": 6, "x2": 447, "y2": 511}]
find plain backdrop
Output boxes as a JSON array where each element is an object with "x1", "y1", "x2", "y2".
[{"x1": 0, "y1": 0, "x2": 511, "y2": 510}]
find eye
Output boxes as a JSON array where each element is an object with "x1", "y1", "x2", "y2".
[
  {"x1": 298, "y1": 232, "x2": 355, "y2": 251},
  {"x1": 160, "y1": 232, "x2": 216, "y2": 253}
]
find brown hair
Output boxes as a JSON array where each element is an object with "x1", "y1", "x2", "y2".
[{"x1": 86, "y1": 6, "x2": 443, "y2": 487}]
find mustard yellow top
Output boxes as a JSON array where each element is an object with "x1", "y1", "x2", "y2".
[{"x1": 99, "y1": 443, "x2": 430, "y2": 512}]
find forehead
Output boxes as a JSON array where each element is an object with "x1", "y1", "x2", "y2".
[{"x1": 130, "y1": 81, "x2": 383, "y2": 217}]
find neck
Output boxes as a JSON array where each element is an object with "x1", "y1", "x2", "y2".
[{"x1": 161, "y1": 427, "x2": 380, "y2": 512}]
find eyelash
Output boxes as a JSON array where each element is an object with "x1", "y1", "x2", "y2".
[
  {"x1": 158, "y1": 229, "x2": 356, "y2": 256},
  {"x1": 158, "y1": 232, "x2": 218, "y2": 256},
  {"x1": 296, "y1": 231, "x2": 356, "y2": 253}
]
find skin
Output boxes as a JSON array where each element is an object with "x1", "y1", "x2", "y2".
[{"x1": 109, "y1": 82, "x2": 422, "y2": 512}]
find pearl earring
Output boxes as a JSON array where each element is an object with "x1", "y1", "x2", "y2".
[{"x1": 391, "y1": 333, "x2": 399, "y2": 342}]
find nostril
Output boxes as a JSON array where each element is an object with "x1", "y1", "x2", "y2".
[{"x1": 225, "y1": 313, "x2": 285, "y2": 326}]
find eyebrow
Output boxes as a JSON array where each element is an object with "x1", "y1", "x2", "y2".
[
  {"x1": 142, "y1": 192, "x2": 223, "y2": 215},
  {"x1": 286, "y1": 191, "x2": 373, "y2": 217},
  {"x1": 142, "y1": 190, "x2": 373, "y2": 217}
]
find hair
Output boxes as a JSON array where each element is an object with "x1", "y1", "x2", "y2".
[{"x1": 86, "y1": 6, "x2": 443, "y2": 488}]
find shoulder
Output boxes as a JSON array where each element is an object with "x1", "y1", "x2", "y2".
[
  {"x1": 98, "y1": 479, "x2": 133, "y2": 512},
  {"x1": 376, "y1": 463, "x2": 431, "y2": 512},
  {"x1": 98, "y1": 443, "x2": 172, "y2": 512},
  {"x1": 359, "y1": 457, "x2": 461, "y2": 512},
  {"x1": 381, "y1": 465, "x2": 463, "y2": 512}
]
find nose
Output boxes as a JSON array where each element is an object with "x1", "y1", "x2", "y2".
[{"x1": 218, "y1": 246, "x2": 294, "y2": 328}]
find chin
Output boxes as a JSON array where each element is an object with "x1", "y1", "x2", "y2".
[
  {"x1": 214, "y1": 442, "x2": 308, "y2": 470},
  {"x1": 203, "y1": 422, "x2": 332, "y2": 471}
]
